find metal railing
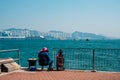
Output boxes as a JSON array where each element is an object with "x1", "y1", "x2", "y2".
[
  {"x1": 0, "y1": 49, "x2": 20, "y2": 65},
  {"x1": 1, "y1": 48, "x2": 119, "y2": 72},
  {"x1": 52, "y1": 48, "x2": 120, "y2": 72}
]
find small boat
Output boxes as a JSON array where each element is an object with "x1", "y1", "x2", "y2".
[{"x1": 86, "y1": 39, "x2": 89, "y2": 41}]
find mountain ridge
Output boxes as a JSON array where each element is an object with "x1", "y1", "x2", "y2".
[{"x1": 0, "y1": 28, "x2": 110, "y2": 40}]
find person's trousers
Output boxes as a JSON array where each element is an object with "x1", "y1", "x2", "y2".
[{"x1": 48, "y1": 60, "x2": 53, "y2": 68}]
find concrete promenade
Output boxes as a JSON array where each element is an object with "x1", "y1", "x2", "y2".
[{"x1": 0, "y1": 70, "x2": 120, "y2": 80}]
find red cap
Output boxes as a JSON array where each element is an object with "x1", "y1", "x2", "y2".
[{"x1": 40, "y1": 47, "x2": 48, "y2": 52}]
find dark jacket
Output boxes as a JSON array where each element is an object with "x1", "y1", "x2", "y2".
[{"x1": 38, "y1": 51, "x2": 50, "y2": 66}]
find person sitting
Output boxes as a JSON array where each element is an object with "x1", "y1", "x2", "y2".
[
  {"x1": 38, "y1": 47, "x2": 53, "y2": 71},
  {"x1": 56, "y1": 49, "x2": 64, "y2": 71}
]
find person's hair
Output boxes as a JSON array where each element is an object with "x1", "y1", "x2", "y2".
[{"x1": 59, "y1": 49, "x2": 63, "y2": 53}]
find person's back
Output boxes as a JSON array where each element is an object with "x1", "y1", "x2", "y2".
[
  {"x1": 38, "y1": 47, "x2": 53, "y2": 70},
  {"x1": 38, "y1": 51, "x2": 49, "y2": 66}
]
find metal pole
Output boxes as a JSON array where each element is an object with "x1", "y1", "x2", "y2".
[
  {"x1": 52, "y1": 49, "x2": 55, "y2": 68},
  {"x1": 18, "y1": 50, "x2": 20, "y2": 65},
  {"x1": 91, "y1": 49, "x2": 96, "y2": 72}
]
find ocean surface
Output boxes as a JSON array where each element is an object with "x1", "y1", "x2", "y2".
[{"x1": 0, "y1": 39, "x2": 120, "y2": 71}]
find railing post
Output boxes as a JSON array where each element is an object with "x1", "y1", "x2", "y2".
[
  {"x1": 91, "y1": 49, "x2": 96, "y2": 72},
  {"x1": 52, "y1": 49, "x2": 55, "y2": 68},
  {"x1": 18, "y1": 50, "x2": 20, "y2": 65}
]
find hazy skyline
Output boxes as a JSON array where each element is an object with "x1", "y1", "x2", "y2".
[{"x1": 0, "y1": 0, "x2": 120, "y2": 38}]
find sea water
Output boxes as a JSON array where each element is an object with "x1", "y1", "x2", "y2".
[{"x1": 0, "y1": 39, "x2": 120, "y2": 71}]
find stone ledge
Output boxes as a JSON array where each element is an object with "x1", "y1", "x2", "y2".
[
  {"x1": 0, "y1": 58, "x2": 20, "y2": 72},
  {"x1": 0, "y1": 58, "x2": 14, "y2": 64}
]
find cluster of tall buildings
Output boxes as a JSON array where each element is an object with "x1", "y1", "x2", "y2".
[{"x1": 0, "y1": 28, "x2": 72, "y2": 40}]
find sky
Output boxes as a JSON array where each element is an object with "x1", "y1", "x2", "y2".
[{"x1": 0, "y1": 0, "x2": 120, "y2": 38}]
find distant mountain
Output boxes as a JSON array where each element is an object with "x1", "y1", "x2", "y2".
[
  {"x1": 0, "y1": 28, "x2": 109, "y2": 40},
  {"x1": 72, "y1": 31, "x2": 107, "y2": 40},
  {"x1": 4, "y1": 28, "x2": 28, "y2": 31}
]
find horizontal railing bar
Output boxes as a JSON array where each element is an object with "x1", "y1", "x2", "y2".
[
  {"x1": 53, "y1": 48, "x2": 120, "y2": 50},
  {"x1": 14, "y1": 58, "x2": 19, "y2": 61},
  {"x1": 0, "y1": 49, "x2": 19, "y2": 52}
]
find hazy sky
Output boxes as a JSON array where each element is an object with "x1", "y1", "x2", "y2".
[{"x1": 0, "y1": 0, "x2": 120, "y2": 38}]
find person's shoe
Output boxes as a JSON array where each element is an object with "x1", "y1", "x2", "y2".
[{"x1": 41, "y1": 67, "x2": 44, "y2": 71}]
